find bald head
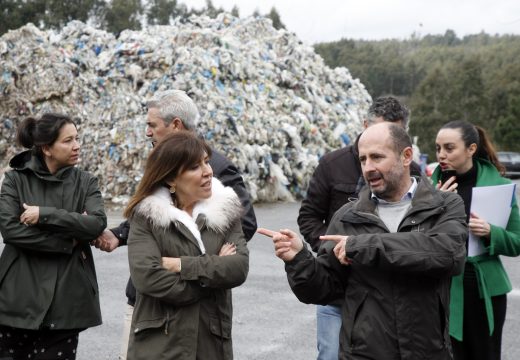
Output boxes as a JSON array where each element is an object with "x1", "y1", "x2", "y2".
[
  {"x1": 359, "y1": 122, "x2": 390, "y2": 152},
  {"x1": 358, "y1": 122, "x2": 414, "y2": 202},
  {"x1": 360, "y1": 122, "x2": 412, "y2": 155}
]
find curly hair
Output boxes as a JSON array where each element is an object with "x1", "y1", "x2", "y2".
[{"x1": 367, "y1": 96, "x2": 410, "y2": 130}]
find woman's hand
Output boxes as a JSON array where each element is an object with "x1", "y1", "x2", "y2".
[
  {"x1": 20, "y1": 203, "x2": 40, "y2": 226},
  {"x1": 219, "y1": 242, "x2": 237, "y2": 256},
  {"x1": 162, "y1": 257, "x2": 181, "y2": 273},
  {"x1": 436, "y1": 176, "x2": 458, "y2": 193},
  {"x1": 468, "y1": 212, "x2": 491, "y2": 238}
]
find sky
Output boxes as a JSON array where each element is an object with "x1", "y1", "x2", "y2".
[{"x1": 190, "y1": 0, "x2": 520, "y2": 44}]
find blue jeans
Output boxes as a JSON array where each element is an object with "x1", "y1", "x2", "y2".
[{"x1": 316, "y1": 304, "x2": 342, "y2": 360}]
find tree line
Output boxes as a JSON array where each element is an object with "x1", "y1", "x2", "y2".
[
  {"x1": 0, "y1": 0, "x2": 286, "y2": 36},
  {"x1": 314, "y1": 30, "x2": 520, "y2": 159},
  {"x1": 3, "y1": 2, "x2": 518, "y2": 159}
]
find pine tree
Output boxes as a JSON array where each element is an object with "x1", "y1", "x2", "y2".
[
  {"x1": 43, "y1": 0, "x2": 106, "y2": 29},
  {"x1": 105, "y1": 0, "x2": 143, "y2": 34},
  {"x1": 231, "y1": 5, "x2": 239, "y2": 18},
  {"x1": 147, "y1": 0, "x2": 186, "y2": 25},
  {"x1": 267, "y1": 7, "x2": 285, "y2": 29},
  {"x1": 0, "y1": 0, "x2": 46, "y2": 35}
]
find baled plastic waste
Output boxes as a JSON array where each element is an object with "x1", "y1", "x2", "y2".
[{"x1": 0, "y1": 14, "x2": 371, "y2": 204}]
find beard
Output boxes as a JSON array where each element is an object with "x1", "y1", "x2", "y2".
[{"x1": 365, "y1": 164, "x2": 405, "y2": 201}]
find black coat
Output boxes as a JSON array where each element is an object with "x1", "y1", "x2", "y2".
[
  {"x1": 298, "y1": 145, "x2": 362, "y2": 252},
  {"x1": 287, "y1": 178, "x2": 467, "y2": 360}
]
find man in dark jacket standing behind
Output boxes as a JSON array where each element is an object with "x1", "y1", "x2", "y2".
[
  {"x1": 260, "y1": 122, "x2": 467, "y2": 360},
  {"x1": 93, "y1": 89, "x2": 257, "y2": 359},
  {"x1": 298, "y1": 96, "x2": 420, "y2": 360}
]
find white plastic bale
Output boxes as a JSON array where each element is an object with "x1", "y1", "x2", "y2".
[{"x1": 0, "y1": 14, "x2": 372, "y2": 203}]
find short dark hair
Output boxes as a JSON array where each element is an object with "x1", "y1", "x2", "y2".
[
  {"x1": 367, "y1": 96, "x2": 409, "y2": 129},
  {"x1": 388, "y1": 123, "x2": 412, "y2": 154}
]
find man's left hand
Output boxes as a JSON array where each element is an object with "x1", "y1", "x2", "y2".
[
  {"x1": 91, "y1": 229, "x2": 119, "y2": 252},
  {"x1": 320, "y1": 235, "x2": 351, "y2": 265}
]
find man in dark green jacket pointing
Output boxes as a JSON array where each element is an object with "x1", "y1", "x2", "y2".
[{"x1": 261, "y1": 122, "x2": 467, "y2": 360}]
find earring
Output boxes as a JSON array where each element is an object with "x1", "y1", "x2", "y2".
[{"x1": 170, "y1": 184, "x2": 176, "y2": 194}]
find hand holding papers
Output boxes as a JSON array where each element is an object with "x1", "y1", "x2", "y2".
[{"x1": 469, "y1": 183, "x2": 516, "y2": 256}]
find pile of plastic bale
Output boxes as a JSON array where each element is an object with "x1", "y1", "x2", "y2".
[{"x1": 0, "y1": 14, "x2": 371, "y2": 204}]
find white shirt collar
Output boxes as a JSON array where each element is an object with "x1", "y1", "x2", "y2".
[{"x1": 371, "y1": 177, "x2": 417, "y2": 204}]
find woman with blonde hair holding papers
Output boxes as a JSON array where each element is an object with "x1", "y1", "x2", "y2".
[{"x1": 433, "y1": 120, "x2": 520, "y2": 360}]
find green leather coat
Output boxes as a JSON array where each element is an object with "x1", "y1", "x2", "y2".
[{"x1": 0, "y1": 150, "x2": 107, "y2": 330}]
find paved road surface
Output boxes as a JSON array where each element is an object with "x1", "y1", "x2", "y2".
[
  {"x1": 77, "y1": 202, "x2": 317, "y2": 360},
  {"x1": 1, "y1": 201, "x2": 519, "y2": 359},
  {"x1": 82, "y1": 201, "x2": 520, "y2": 360}
]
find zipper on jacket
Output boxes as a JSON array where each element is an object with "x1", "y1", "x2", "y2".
[{"x1": 164, "y1": 311, "x2": 170, "y2": 335}]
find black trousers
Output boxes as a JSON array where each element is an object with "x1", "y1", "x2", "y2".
[
  {"x1": 451, "y1": 274, "x2": 507, "y2": 360},
  {"x1": 0, "y1": 326, "x2": 79, "y2": 360}
]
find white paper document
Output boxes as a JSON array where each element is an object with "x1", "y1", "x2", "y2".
[{"x1": 469, "y1": 183, "x2": 516, "y2": 256}]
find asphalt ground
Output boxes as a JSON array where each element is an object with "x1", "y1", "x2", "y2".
[
  {"x1": 1, "y1": 200, "x2": 520, "y2": 359},
  {"x1": 77, "y1": 201, "x2": 317, "y2": 360}
]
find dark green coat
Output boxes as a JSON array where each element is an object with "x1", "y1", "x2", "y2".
[
  {"x1": 127, "y1": 179, "x2": 249, "y2": 360},
  {"x1": 0, "y1": 150, "x2": 107, "y2": 330},
  {"x1": 286, "y1": 177, "x2": 467, "y2": 360},
  {"x1": 432, "y1": 158, "x2": 520, "y2": 340}
]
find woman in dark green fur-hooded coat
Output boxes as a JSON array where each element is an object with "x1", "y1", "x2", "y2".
[{"x1": 125, "y1": 132, "x2": 248, "y2": 360}]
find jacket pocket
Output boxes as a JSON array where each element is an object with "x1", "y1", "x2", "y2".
[
  {"x1": 478, "y1": 256, "x2": 512, "y2": 296},
  {"x1": 0, "y1": 247, "x2": 19, "y2": 288},
  {"x1": 133, "y1": 317, "x2": 167, "y2": 335},
  {"x1": 78, "y1": 251, "x2": 98, "y2": 295},
  {"x1": 436, "y1": 292, "x2": 449, "y2": 349},
  {"x1": 346, "y1": 289, "x2": 369, "y2": 348},
  {"x1": 209, "y1": 316, "x2": 231, "y2": 339}
]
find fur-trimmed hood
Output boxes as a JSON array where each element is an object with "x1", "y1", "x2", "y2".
[{"x1": 133, "y1": 177, "x2": 243, "y2": 253}]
